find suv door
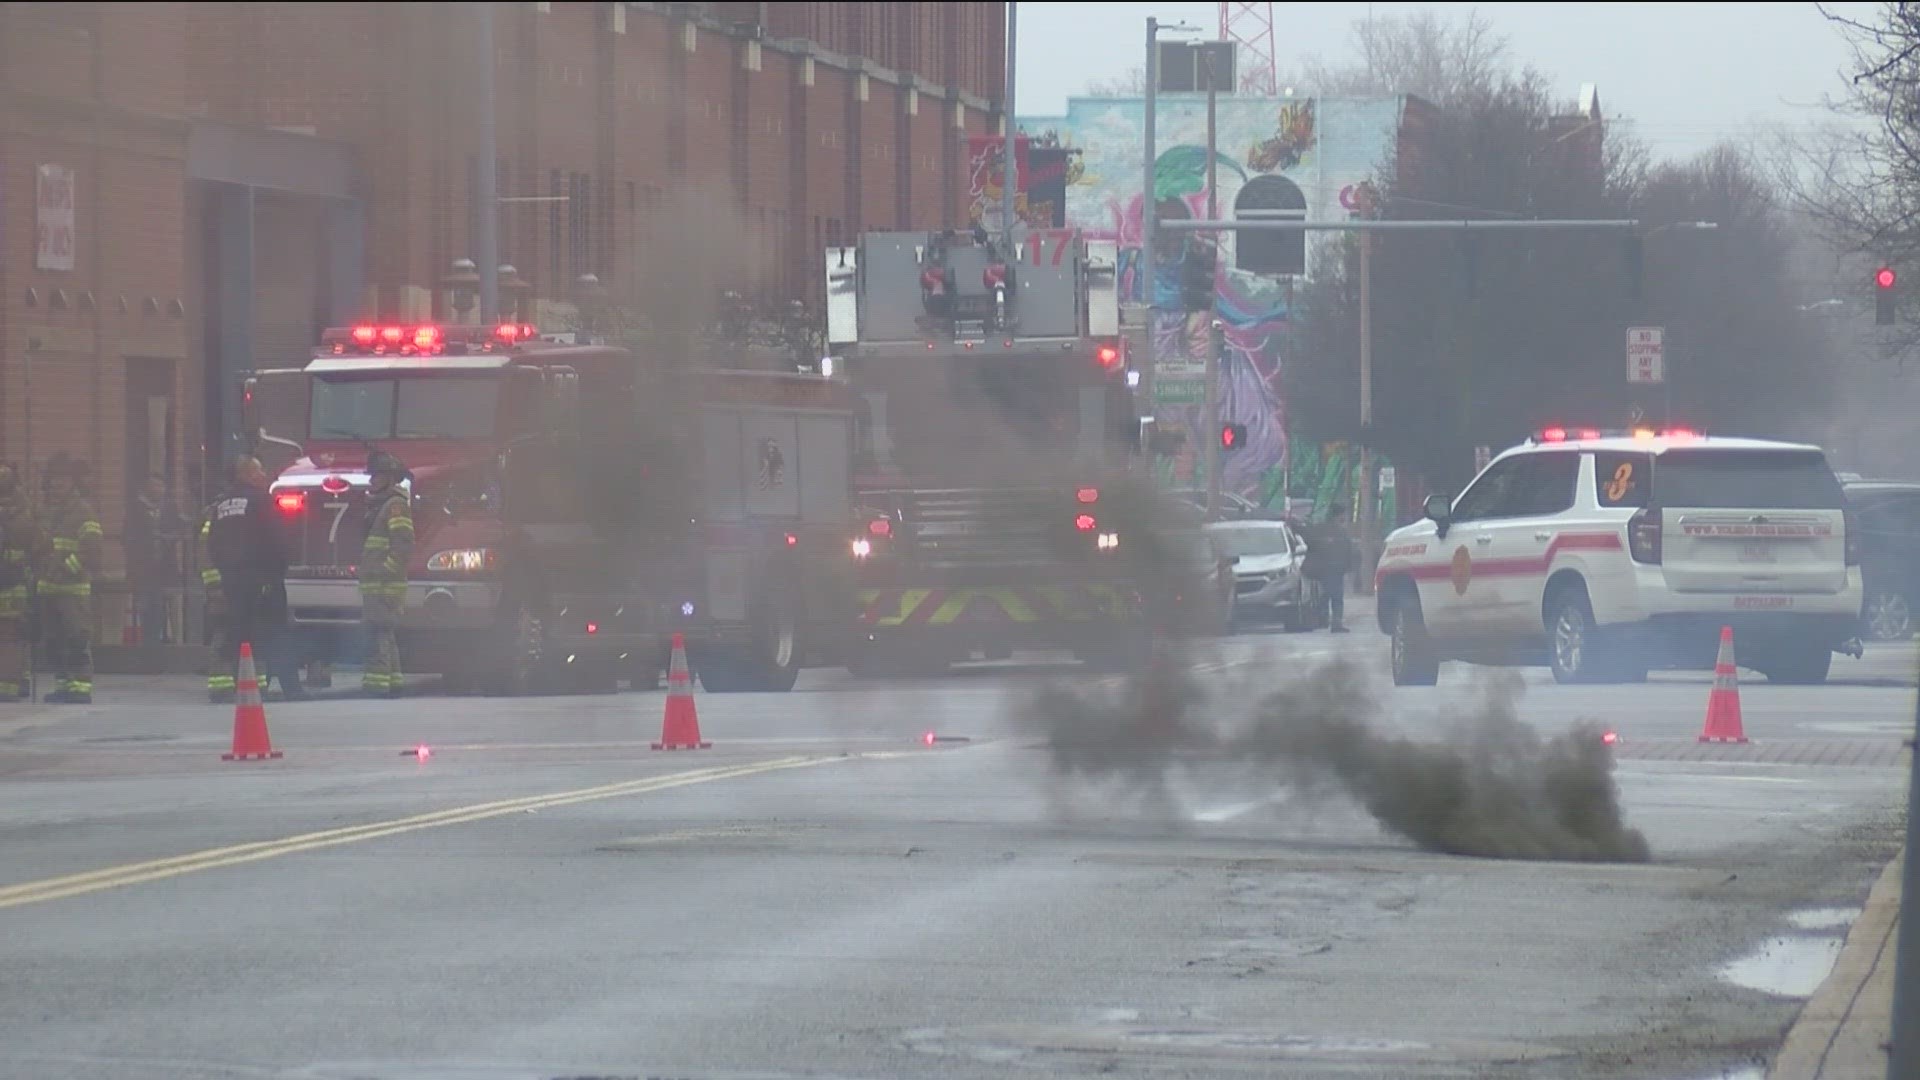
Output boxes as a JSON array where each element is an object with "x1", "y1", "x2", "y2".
[
  {"x1": 1425, "y1": 453, "x2": 1533, "y2": 637},
  {"x1": 1654, "y1": 448, "x2": 1849, "y2": 595},
  {"x1": 1477, "y1": 451, "x2": 1582, "y2": 637}
]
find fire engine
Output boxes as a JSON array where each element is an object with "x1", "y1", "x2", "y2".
[
  {"x1": 244, "y1": 321, "x2": 855, "y2": 694},
  {"x1": 824, "y1": 226, "x2": 1210, "y2": 674}
]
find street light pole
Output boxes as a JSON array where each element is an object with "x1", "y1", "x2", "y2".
[
  {"x1": 1140, "y1": 17, "x2": 1159, "y2": 405},
  {"x1": 1203, "y1": 47, "x2": 1221, "y2": 521},
  {"x1": 1357, "y1": 230, "x2": 1374, "y2": 583}
]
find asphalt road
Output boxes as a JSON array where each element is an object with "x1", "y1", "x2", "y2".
[{"x1": 0, "y1": 631, "x2": 1914, "y2": 1080}]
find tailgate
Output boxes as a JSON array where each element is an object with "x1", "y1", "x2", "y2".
[{"x1": 1654, "y1": 448, "x2": 1849, "y2": 595}]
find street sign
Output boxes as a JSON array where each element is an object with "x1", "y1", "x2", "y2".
[
  {"x1": 1153, "y1": 378, "x2": 1206, "y2": 406},
  {"x1": 1627, "y1": 325, "x2": 1665, "y2": 385}
]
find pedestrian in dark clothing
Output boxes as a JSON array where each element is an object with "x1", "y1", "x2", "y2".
[
  {"x1": 1305, "y1": 502, "x2": 1355, "y2": 633},
  {"x1": 127, "y1": 476, "x2": 185, "y2": 644},
  {"x1": 205, "y1": 455, "x2": 302, "y2": 699}
]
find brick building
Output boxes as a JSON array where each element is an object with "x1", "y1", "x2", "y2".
[{"x1": 1, "y1": 1, "x2": 1008, "y2": 609}]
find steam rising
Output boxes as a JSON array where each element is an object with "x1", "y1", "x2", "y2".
[{"x1": 1033, "y1": 651, "x2": 1650, "y2": 863}]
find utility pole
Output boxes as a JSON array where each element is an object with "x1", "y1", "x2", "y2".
[
  {"x1": 1002, "y1": 1, "x2": 1019, "y2": 236},
  {"x1": 1357, "y1": 230, "x2": 1374, "y2": 586},
  {"x1": 1139, "y1": 17, "x2": 1160, "y2": 410},
  {"x1": 1203, "y1": 46, "x2": 1221, "y2": 521},
  {"x1": 476, "y1": 1, "x2": 500, "y2": 323}
]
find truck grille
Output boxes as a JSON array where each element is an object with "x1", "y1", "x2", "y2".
[
  {"x1": 891, "y1": 487, "x2": 1066, "y2": 573},
  {"x1": 284, "y1": 489, "x2": 366, "y2": 574}
]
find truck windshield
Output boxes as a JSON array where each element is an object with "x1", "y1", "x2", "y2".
[
  {"x1": 858, "y1": 355, "x2": 1127, "y2": 479},
  {"x1": 310, "y1": 376, "x2": 501, "y2": 440}
]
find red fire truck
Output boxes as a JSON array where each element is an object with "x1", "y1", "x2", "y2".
[
  {"x1": 245, "y1": 321, "x2": 856, "y2": 694},
  {"x1": 824, "y1": 226, "x2": 1222, "y2": 674}
]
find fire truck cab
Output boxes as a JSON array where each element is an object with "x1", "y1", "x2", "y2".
[{"x1": 246, "y1": 321, "x2": 854, "y2": 694}]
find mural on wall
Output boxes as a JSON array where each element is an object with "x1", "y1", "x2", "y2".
[
  {"x1": 966, "y1": 134, "x2": 1079, "y2": 229},
  {"x1": 1019, "y1": 95, "x2": 1404, "y2": 522}
]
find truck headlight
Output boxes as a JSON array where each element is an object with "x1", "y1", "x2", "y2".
[
  {"x1": 850, "y1": 537, "x2": 872, "y2": 559},
  {"x1": 425, "y1": 548, "x2": 497, "y2": 573},
  {"x1": 1096, "y1": 532, "x2": 1120, "y2": 551}
]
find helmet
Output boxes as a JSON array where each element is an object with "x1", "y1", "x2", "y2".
[{"x1": 367, "y1": 449, "x2": 408, "y2": 483}]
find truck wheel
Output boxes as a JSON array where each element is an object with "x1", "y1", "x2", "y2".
[
  {"x1": 701, "y1": 593, "x2": 802, "y2": 693},
  {"x1": 482, "y1": 603, "x2": 549, "y2": 697}
]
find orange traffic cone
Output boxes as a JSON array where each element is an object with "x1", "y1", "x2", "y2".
[
  {"x1": 121, "y1": 602, "x2": 141, "y2": 646},
  {"x1": 652, "y1": 632, "x2": 710, "y2": 751},
  {"x1": 222, "y1": 642, "x2": 283, "y2": 761},
  {"x1": 1699, "y1": 625, "x2": 1749, "y2": 744}
]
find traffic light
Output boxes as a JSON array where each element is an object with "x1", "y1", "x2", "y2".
[
  {"x1": 1624, "y1": 233, "x2": 1643, "y2": 302},
  {"x1": 1220, "y1": 422, "x2": 1248, "y2": 451},
  {"x1": 1877, "y1": 265, "x2": 1897, "y2": 326}
]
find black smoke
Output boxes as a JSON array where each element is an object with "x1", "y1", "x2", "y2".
[{"x1": 1029, "y1": 650, "x2": 1650, "y2": 863}]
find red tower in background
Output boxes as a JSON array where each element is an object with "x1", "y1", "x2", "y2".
[{"x1": 1219, "y1": 2, "x2": 1279, "y2": 96}]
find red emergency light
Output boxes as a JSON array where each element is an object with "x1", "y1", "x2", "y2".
[
  {"x1": 1095, "y1": 345, "x2": 1121, "y2": 371},
  {"x1": 320, "y1": 475, "x2": 351, "y2": 495},
  {"x1": 1075, "y1": 513, "x2": 1097, "y2": 532},
  {"x1": 493, "y1": 322, "x2": 539, "y2": 344},
  {"x1": 867, "y1": 518, "x2": 892, "y2": 538},
  {"x1": 274, "y1": 491, "x2": 306, "y2": 513},
  {"x1": 1076, "y1": 487, "x2": 1099, "y2": 504}
]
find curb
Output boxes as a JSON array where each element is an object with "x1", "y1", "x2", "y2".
[{"x1": 1768, "y1": 851, "x2": 1904, "y2": 1080}]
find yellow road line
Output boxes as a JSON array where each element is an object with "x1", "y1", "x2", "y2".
[{"x1": 0, "y1": 755, "x2": 837, "y2": 911}]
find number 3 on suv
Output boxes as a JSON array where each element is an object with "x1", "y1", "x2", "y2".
[{"x1": 1374, "y1": 430, "x2": 1863, "y2": 687}]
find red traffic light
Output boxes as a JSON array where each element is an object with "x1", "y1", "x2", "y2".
[{"x1": 1877, "y1": 266, "x2": 1897, "y2": 290}]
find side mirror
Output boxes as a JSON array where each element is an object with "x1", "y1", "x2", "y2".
[{"x1": 1424, "y1": 493, "x2": 1452, "y2": 524}]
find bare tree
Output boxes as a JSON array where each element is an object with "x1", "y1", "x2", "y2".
[
  {"x1": 1083, "y1": 67, "x2": 1146, "y2": 98},
  {"x1": 1282, "y1": 13, "x2": 1827, "y2": 491},
  {"x1": 1297, "y1": 9, "x2": 1510, "y2": 107},
  {"x1": 1786, "y1": 3, "x2": 1918, "y2": 347}
]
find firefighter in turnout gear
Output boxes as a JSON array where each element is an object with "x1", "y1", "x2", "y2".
[
  {"x1": 0, "y1": 463, "x2": 38, "y2": 702},
  {"x1": 204, "y1": 455, "x2": 300, "y2": 701},
  {"x1": 36, "y1": 455, "x2": 103, "y2": 704},
  {"x1": 199, "y1": 513, "x2": 232, "y2": 702},
  {"x1": 358, "y1": 451, "x2": 413, "y2": 697}
]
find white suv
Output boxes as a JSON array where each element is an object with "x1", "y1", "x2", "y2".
[{"x1": 1374, "y1": 429, "x2": 1864, "y2": 687}]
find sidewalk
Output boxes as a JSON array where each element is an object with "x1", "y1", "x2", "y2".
[{"x1": 1769, "y1": 852, "x2": 1902, "y2": 1080}]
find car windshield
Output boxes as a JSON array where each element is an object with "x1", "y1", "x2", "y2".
[
  {"x1": 1207, "y1": 524, "x2": 1294, "y2": 557},
  {"x1": 310, "y1": 376, "x2": 501, "y2": 440},
  {"x1": 1653, "y1": 448, "x2": 1845, "y2": 510}
]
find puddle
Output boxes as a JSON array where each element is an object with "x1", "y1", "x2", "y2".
[
  {"x1": 1788, "y1": 907, "x2": 1861, "y2": 930},
  {"x1": 1719, "y1": 935, "x2": 1843, "y2": 998}
]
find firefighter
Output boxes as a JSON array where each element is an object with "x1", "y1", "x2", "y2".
[
  {"x1": 205, "y1": 455, "x2": 301, "y2": 700},
  {"x1": 0, "y1": 462, "x2": 37, "y2": 702},
  {"x1": 36, "y1": 454, "x2": 103, "y2": 704},
  {"x1": 357, "y1": 450, "x2": 413, "y2": 698},
  {"x1": 198, "y1": 511, "x2": 233, "y2": 703}
]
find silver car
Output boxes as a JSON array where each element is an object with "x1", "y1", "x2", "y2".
[{"x1": 1205, "y1": 519, "x2": 1322, "y2": 631}]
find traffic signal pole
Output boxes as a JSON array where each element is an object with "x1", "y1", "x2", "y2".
[{"x1": 1204, "y1": 48, "x2": 1221, "y2": 521}]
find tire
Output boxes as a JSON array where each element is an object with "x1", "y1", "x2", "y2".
[
  {"x1": 1546, "y1": 585, "x2": 1601, "y2": 685},
  {"x1": 1388, "y1": 593, "x2": 1440, "y2": 686},
  {"x1": 1763, "y1": 644, "x2": 1832, "y2": 686},
  {"x1": 701, "y1": 590, "x2": 802, "y2": 693},
  {"x1": 481, "y1": 602, "x2": 550, "y2": 696},
  {"x1": 1862, "y1": 588, "x2": 1913, "y2": 642},
  {"x1": 1546, "y1": 584, "x2": 1646, "y2": 685}
]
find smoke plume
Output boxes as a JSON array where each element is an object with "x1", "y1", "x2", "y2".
[{"x1": 1027, "y1": 650, "x2": 1650, "y2": 863}]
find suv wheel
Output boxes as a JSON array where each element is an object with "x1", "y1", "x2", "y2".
[
  {"x1": 1388, "y1": 593, "x2": 1440, "y2": 686},
  {"x1": 1863, "y1": 589, "x2": 1912, "y2": 642},
  {"x1": 1548, "y1": 585, "x2": 1626, "y2": 685}
]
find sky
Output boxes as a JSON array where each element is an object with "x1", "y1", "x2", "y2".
[{"x1": 1013, "y1": 1, "x2": 1881, "y2": 162}]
